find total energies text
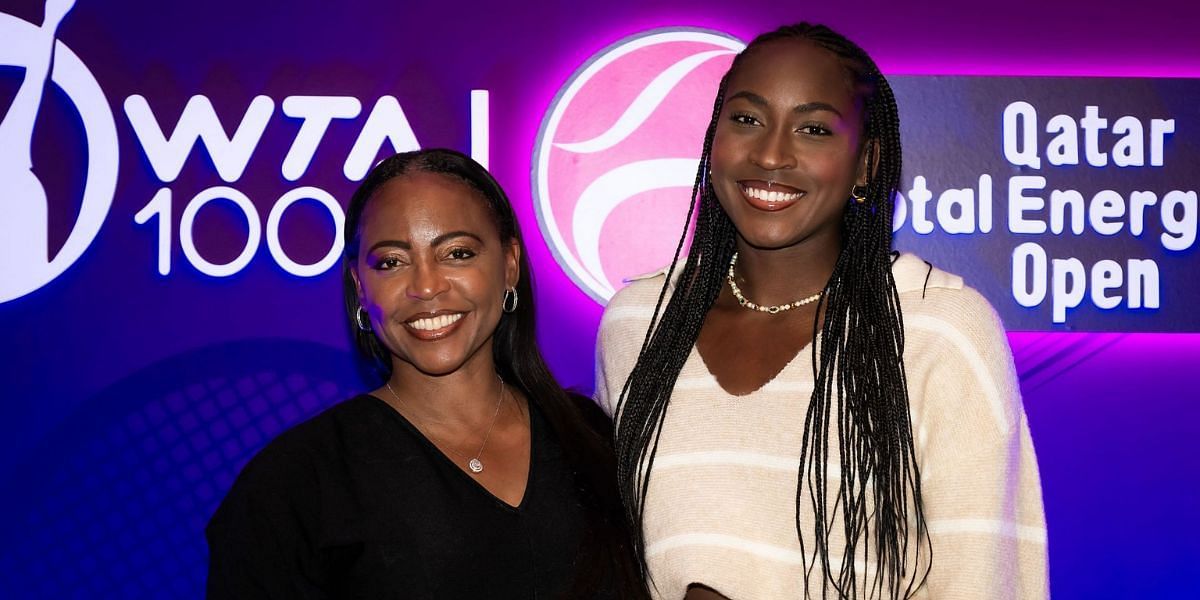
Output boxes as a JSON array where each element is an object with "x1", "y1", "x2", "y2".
[{"x1": 893, "y1": 101, "x2": 1194, "y2": 324}]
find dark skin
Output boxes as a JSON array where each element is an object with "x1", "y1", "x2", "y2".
[
  {"x1": 686, "y1": 39, "x2": 872, "y2": 600},
  {"x1": 684, "y1": 584, "x2": 732, "y2": 600},
  {"x1": 352, "y1": 172, "x2": 531, "y2": 508},
  {"x1": 696, "y1": 38, "x2": 870, "y2": 398}
]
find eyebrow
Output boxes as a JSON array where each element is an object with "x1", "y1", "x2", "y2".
[
  {"x1": 366, "y1": 231, "x2": 484, "y2": 254},
  {"x1": 726, "y1": 91, "x2": 843, "y2": 118}
]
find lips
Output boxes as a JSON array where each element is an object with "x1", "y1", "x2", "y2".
[
  {"x1": 738, "y1": 180, "x2": 806, "y2": 212},
  {"x1": 402, "y1": 311, "x2": 465, "y2": 340}
]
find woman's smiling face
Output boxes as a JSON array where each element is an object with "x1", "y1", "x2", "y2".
[
  {"x1": 352, "y1": 171, "x2": 518, "y2": 377},
  {"x1": 710, "y1": 38, "x2": 869, "y2": 254}
]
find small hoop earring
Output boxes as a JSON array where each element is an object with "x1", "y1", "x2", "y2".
[
  {"x1": 850, "y1": 184, "x2": 868, "y2": 204},
  {"x1": 355, "y1": 306, "x2": 371, "y2": 331},
  {"x1": 502, "y1": 288, "x2": 519, "y2": 314}
]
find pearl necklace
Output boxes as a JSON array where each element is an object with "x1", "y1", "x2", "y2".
[
  {"x1": 386, "y1": 376, "x2": 505, "y2": 474},
  {"x1": 726, "y1": 252, "x2": 824, "y2": 314}
]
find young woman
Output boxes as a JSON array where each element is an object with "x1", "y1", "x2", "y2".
[
  {"x1": 208, "y1": 149, "x2": 645, "y2": 598},
  {"x1": 597, "y1": 25, "x2": 1047, "y2": 599}
]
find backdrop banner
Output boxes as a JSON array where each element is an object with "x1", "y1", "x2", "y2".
[{"x1": 1, "y1": 1, "x2": 1198, "y2": 597}]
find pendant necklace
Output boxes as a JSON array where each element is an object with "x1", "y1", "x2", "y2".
[{"x1": 385, "y1": 375, "x2": 505, "y2": 474}]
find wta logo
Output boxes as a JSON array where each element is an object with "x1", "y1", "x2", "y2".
[
  {"x1": 0, "y1": 3, "x2": 118, "y2": 303},
  {"x1": 532, "y1": 28, "x2": 743, "y2": 303}
]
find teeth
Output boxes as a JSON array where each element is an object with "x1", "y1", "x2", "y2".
[
  {"x1": 744, "y1": 186, "x2": 802, "y2": 202},
  {"x1": 407, "y1": 313, "x2": 463, "y2": 331}
]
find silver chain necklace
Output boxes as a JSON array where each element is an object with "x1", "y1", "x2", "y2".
[
  {"x1": 727, "y1": 252, "x2": 824, "y2": 314},
  {"x1": 385, "y1": 375, "x2": 505, "y2": 474}
]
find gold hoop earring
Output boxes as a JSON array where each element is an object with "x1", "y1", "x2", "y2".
[{"x1": 850, "y1": 184, "x2": 868, "y2": 204}]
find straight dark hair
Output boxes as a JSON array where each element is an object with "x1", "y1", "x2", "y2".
[
  {"x1": 342, "y1": 148, "x2": 646, "y2": 598},
  {"x1": 614, "y1": 24, "x2": 930, "y2": 599}
]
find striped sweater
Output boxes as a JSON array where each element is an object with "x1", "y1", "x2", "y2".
[{"x1": 596, "y1": 254, "x2": 1048, "y2": 599}]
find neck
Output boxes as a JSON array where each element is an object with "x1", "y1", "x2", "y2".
[
  {"x1": 383, "y1": 354, "x2": 507, "y2": 427},
  {"x1": 731, "y1": 234, "x2": 841, "y2": 307}
]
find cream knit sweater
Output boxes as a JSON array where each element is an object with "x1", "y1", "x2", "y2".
[{"x1": 596, "y1": 254, "x2": 1048, "y2": 599}]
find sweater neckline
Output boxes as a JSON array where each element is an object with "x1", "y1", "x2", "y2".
[{"x1": 689, "y1": 333, "x2": 819, "y2": 398}]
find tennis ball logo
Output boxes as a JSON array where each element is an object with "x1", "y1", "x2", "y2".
[{"x1": 532, "y1": 28, "x2": 743, "y2": 303}]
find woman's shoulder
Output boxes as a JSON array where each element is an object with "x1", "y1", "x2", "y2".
[
  {"x1": 891, "y1": 252, "x2": 964, "y2": 295},
  {"x1": 890, "y1": 256, "x2": 1024, "y2": 433},
  {"x1": 598, "y1": 263, "x2": 679, "y2": 342},
  {"x1": 605, "y1": 264, "x2": 673, "y2": 309},
  {"x1": 260, "y1": 394, "x2": 378, "y2": 452},
  {"x1": 220, "y1": 395, "x2": 381, "y2": 497},
  {"x1": 892, "y1": 253, "x2": 997, "y2": 320},
  {"x1": 891, "y1": 254, "x2": 1013, "y2": 372}
]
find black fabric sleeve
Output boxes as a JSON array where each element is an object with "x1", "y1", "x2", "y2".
[{"x1": 205, "y1": 442, "x2": 331, "y2": 600}]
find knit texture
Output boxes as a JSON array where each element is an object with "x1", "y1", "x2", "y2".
[{"x1": 596, "y1": 254, "x2": 1048, "y2": 599}]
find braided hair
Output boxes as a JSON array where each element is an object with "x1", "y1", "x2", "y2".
[{"x1": 613, "y1": 24, "x2": 930, "y2": 598}]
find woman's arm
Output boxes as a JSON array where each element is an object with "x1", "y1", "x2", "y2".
[
  {"x1": 910, "y1": 288, "x2": 1049, "y2": 599},
  {"x1": 205, "y1": 445, "x2": 331, "y2": 599}
]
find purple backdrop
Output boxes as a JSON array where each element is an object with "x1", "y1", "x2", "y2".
[{"x1": 1, "y1": 0, "x2": 1198, "y2": 597}]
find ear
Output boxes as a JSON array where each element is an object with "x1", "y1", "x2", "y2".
[
  {"x1": 855, "y1": 137, "x2": 880, "y2": 187},
  {"x1": 504, "y1": 239, "x2": 521, "y2": 290},
  {"x1": 350, "y1": 261, "x2": 366, "y2": 302}
]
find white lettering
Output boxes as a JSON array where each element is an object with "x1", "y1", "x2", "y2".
[
  {"x1": 978, "y1": 174, "x2": 993, "y2": 233},
  {"x1": 343, "y1": 96, "x2": 421, "y2": 181},
  {"x1": 892, "y1": 191, "x2": 908, "y2": 233},
  {"x1": 1012, "y1": 242, "x2": 1047, "y2": 308},
  {"x1": 1013, "y1": 246, "x2": 1162, "y2": 323},
  {"x1": 1051, "y1": 257, "x2": 1086, "y2": 323},
  {"x1": 1150, "y1": 118, "x2": 1175, "y2": 166},
  {"x1": 179, "y1": 186, "x2": 262, "y2": 277},
  {"x1": 265, "y1": 187, "x2": 346, "y2": 277},
  {"x1": 1080, "y1": 105, "x2": 1108, "y2": 167},
  {"x1": 1088, "y1": 190, "x2": 1125, "y2": 236},
  {"x1": 1045, "y1": 114, "x2": 1079, "y2": 166},
  {"x1": 1129, "y1": 191, "x2": 1157, "y2": 237},
  {"x1": 280, "y1": 96, "x2": 362, "y2": 181},
  {"x1": 1161, "y1": 190, "x2": 1198, "y2": 251},
  {"x1": 133, "y1": 188, "x2": 173, "y2": 275},
  {"x1": 1008, "y1": 176, "x2": 1047, "y2": 234},
  {"x1": 125, "y1": 95, "x2": 274, "y2": 182},
  {"x1": 1127, "y1": 259, "x2": 1160, "y2": 309},
  {"x1": 1111, "y1": 115, "x2": 1145, "y2": 167},
  {"x1": 936, "y1": 186, "x2": 976, "y2": 234},
  {"x1": 1001, "y1": 105, "x2": 1174, "y2": 170},
  {"x1": 470, "y1": 90, "x2": 489, "y2": 170},
  {"x1": 908, "y1": 176, "x2": 935, "y2": 234},
  {"x1": 1003, "y1": 101, "x2": 1041, "y2": 168},
  {"x1": 1090, "y1": 259, "x2": 1123, "y2": 310},
  {"x1": 1048, "y1": 189, "x2": 1085, "y2": 235}
]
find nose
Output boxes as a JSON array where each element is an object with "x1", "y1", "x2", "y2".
[
  {"x1": 406, "y1": 260, "x2": 450, "y2": 301},
  {"x1": 748, "y1": 127, "x2": 796, "y2": 171}
]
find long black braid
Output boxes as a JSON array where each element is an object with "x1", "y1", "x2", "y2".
[{"x1": 613, "y1": 24, "x2": 930, "y2": 599}]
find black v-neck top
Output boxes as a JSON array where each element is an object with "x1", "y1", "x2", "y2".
[{"x1": 206, "y1": 394, "x2": 614, "y2": 599}]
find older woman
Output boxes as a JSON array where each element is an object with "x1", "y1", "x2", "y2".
[{"x1": 208, "y1": 149, "x2": 644, "y2": 599}]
